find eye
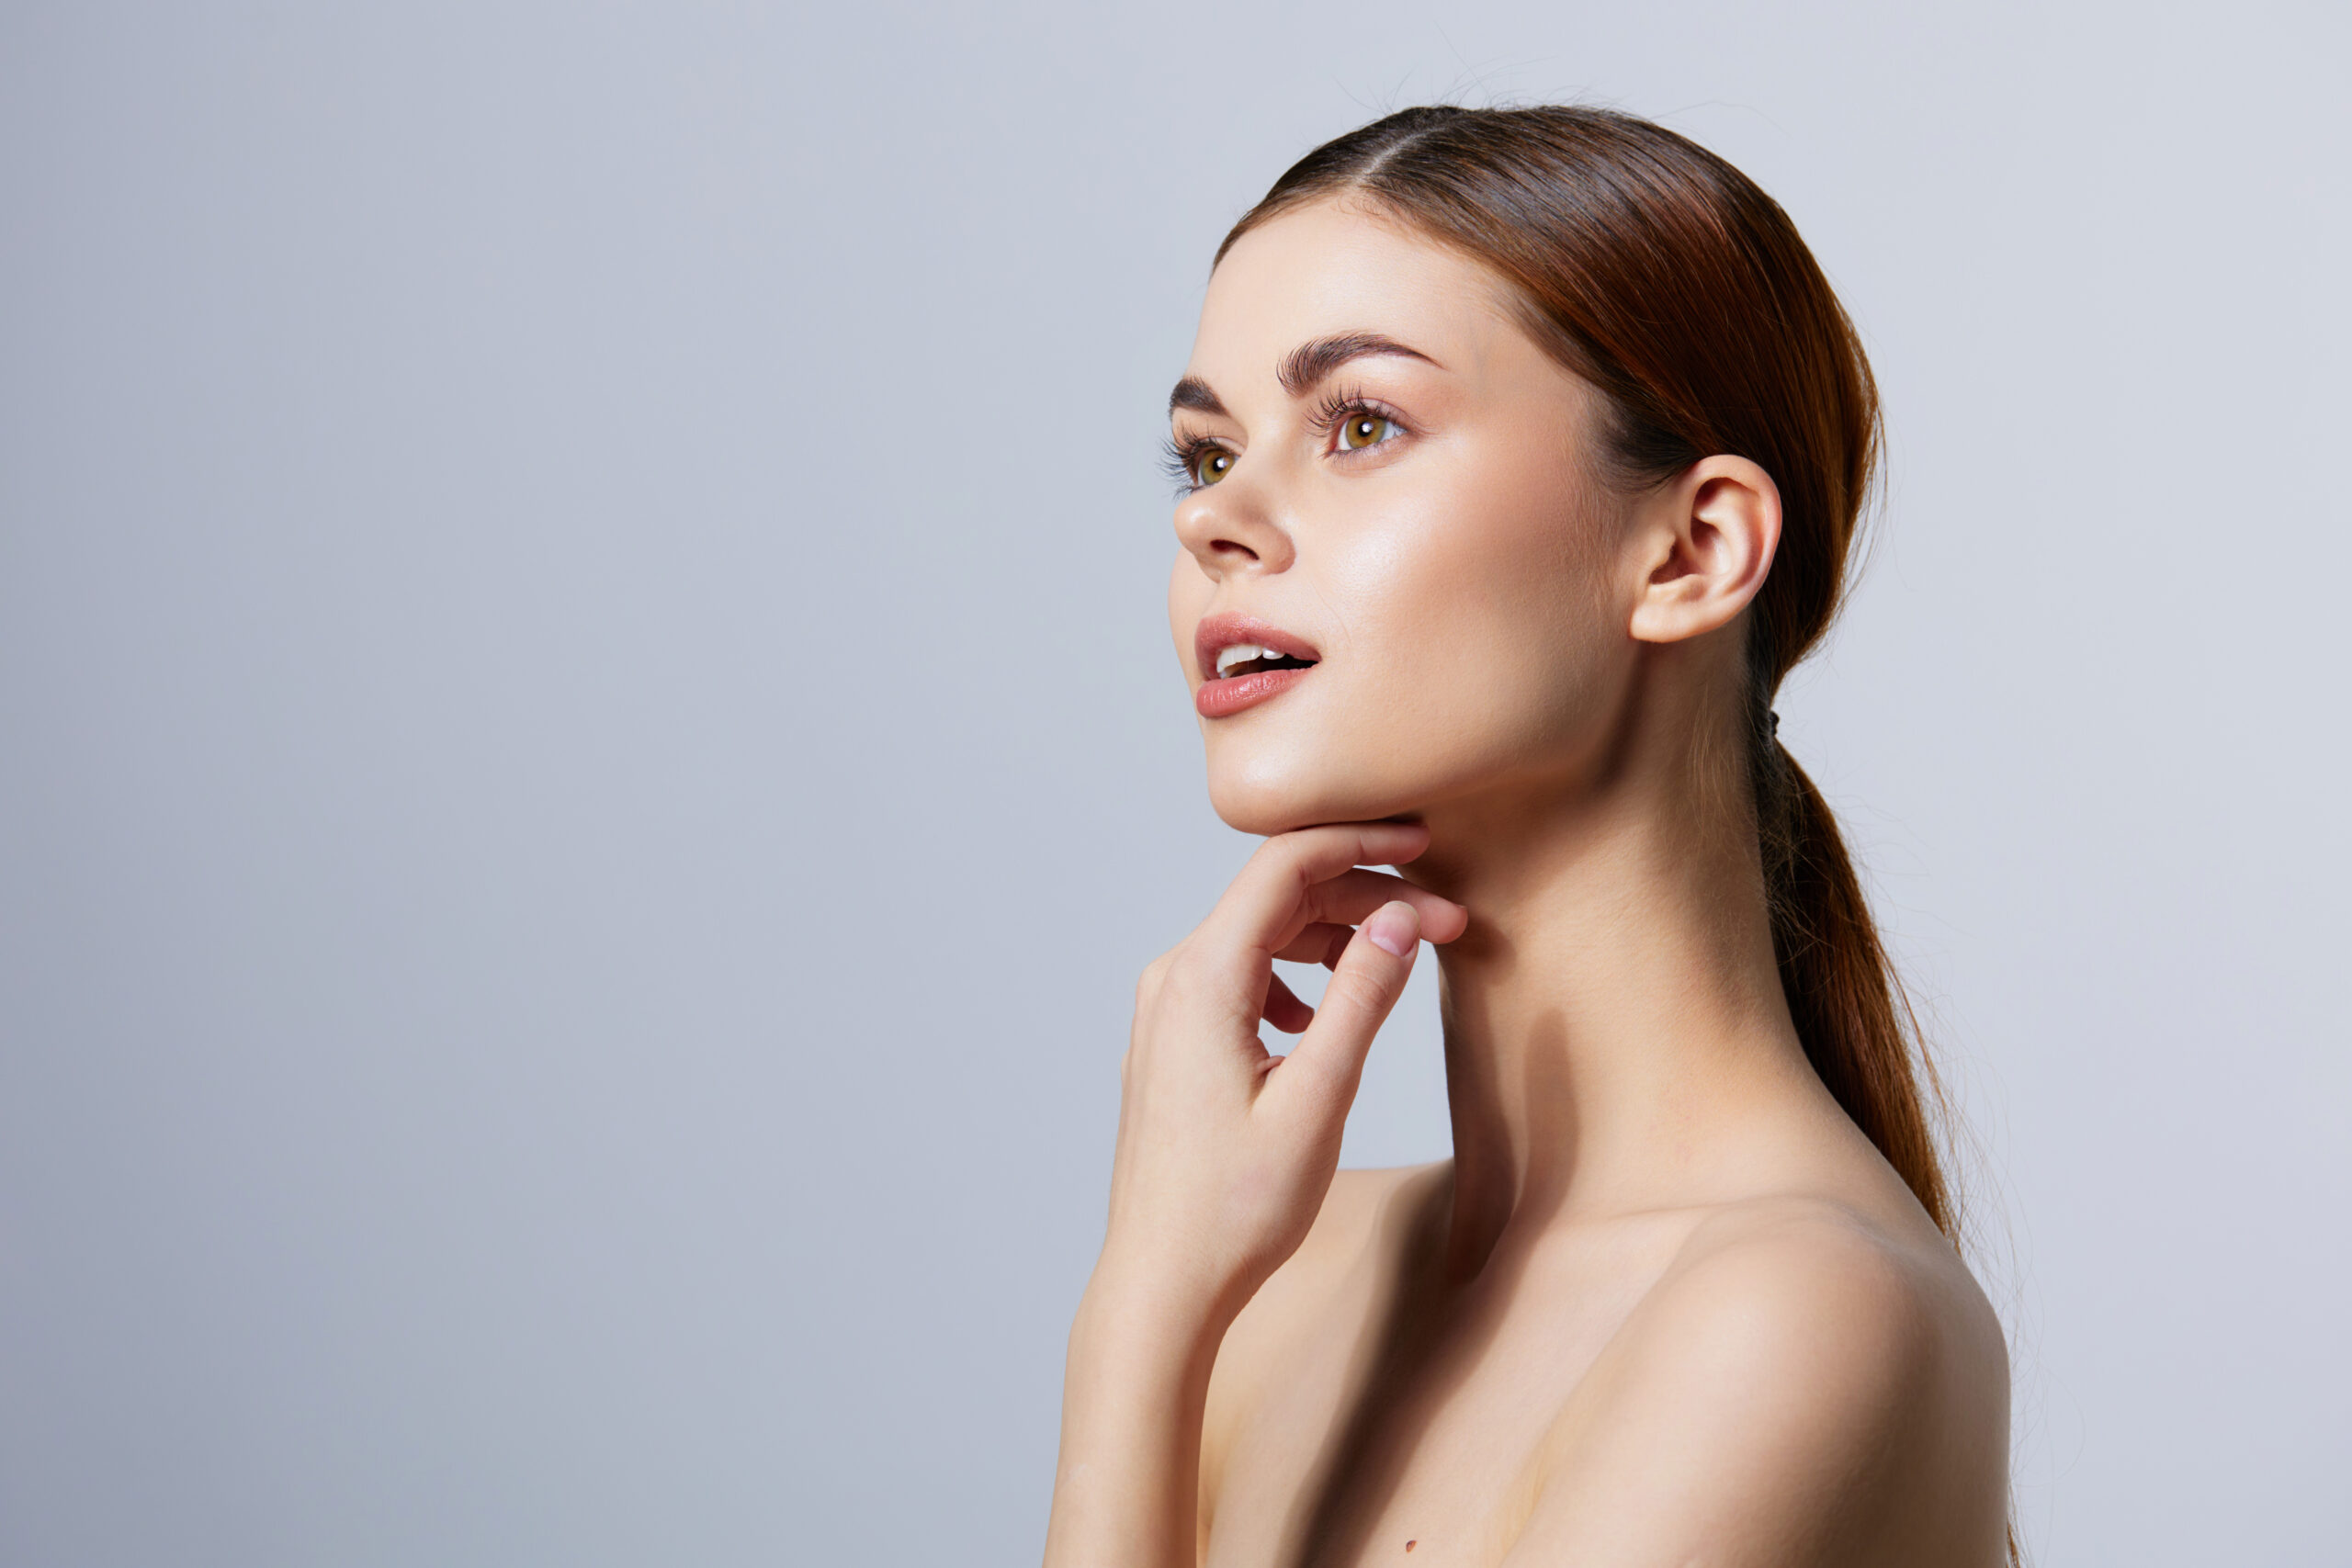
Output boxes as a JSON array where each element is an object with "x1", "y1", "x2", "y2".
[
  {"x1": 1163, "y1": 435, "x2": 1237, "y2": 495},
  {"x1": 1336, "y1": 411, "x2": 1400, "y2": 452}
]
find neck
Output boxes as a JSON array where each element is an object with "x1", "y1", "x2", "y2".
[{"x1": 1398, "y1": 721, "x2": 1820, "y2": 1277}]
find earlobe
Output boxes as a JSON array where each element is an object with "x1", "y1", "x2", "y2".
[{"x1": 1626, "y1": 456, "x2": 1781, "y2": 645}]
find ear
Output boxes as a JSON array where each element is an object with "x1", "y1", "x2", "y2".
[{"x1": 1626, "y1": 456, "x2": 1781, "y2": 645}]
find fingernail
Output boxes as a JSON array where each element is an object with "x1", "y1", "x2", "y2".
[{"x1": 1365, "y1": 901, "x2": 1419, "y2": 958}]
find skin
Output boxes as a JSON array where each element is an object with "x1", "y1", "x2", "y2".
[{"x1": 1042, "y1": 198, "x2": 2010, "y2": 1568}]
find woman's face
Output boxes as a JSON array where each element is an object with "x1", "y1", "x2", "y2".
[{"x1": 1169, "y1": 198, "x2": 1638, "y2": 836}]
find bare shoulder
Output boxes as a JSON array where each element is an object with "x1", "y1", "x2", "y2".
[
  {"x1": 1651, "y1": 1195, "x2": 2007, "y2": 1400},
  {"x1": 1510, "y1": 1197, "x2": 2009, "y2": 1566}
]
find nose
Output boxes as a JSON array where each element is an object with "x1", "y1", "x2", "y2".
[{"x1": 1173, "y1": 472, "x2": 1295, "y2": 581}]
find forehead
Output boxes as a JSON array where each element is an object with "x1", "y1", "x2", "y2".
[{"x1": 1189, "y1": 198, "x2": 1529, "y2": 384}]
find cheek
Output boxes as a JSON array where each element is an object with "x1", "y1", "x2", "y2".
[
  {"x1": 1329, "y1": 463, "x2": 1621, "y2": 754},
  {"x1": 1298, "y1": 479, "x2": 1627, "y2": 818},
  {"x1": 1167, "y1": 551, "x2": 1211, "y2": 679}
]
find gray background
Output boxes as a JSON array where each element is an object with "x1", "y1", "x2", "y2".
[{"x1": 3, "y1": 2, "x2": 2345, "y2": 1562}]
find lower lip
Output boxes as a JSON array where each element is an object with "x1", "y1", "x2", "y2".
[{"x1": 1196, "y1": 666, "x2": 1313, "y2": 718}]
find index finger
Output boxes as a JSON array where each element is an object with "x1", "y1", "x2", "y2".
[{"x1": 1204, "y1": 821, "x2": 1441, "y2": 961}]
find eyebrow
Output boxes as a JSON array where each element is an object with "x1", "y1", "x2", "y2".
[
  {"x1": 1168, "y1": 376, "x2": 1227, "y2": 418},
  {"x1": 1277, "y1": 333, "x2": 1439, "y2": 396},
  {"x1": 1166, "y1": 333, "x2": 1441, "y2": 420}
]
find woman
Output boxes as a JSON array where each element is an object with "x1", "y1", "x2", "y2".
[{"x1": 1044, "y1": 107, "x2": 2011, "y2": 1566}]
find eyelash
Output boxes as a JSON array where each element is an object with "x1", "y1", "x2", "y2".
[
  {"x1": 1161, "y1": 387, "x2": 1410, "y2": 495},
  {"x1": 1310, "y1": 385, "x2": 1403, "y2": 445},
  {"x1": 1161, "y1": 433, "x2": 1223, "y2": 496}
]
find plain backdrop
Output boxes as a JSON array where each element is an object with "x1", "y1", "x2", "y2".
[{"x1": 3, "y1": 2, "x2": 2346, "y2": 1562}]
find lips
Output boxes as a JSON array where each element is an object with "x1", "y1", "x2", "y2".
[{"x1": 1193, "y1": 613, "x2": 1320, "y2": 719}]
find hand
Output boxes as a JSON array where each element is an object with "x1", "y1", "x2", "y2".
[{"x1": 1095, "y1": 821, "x2": 1469, "y2": 1330}]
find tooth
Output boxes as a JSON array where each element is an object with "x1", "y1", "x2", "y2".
[{"x1": 1216, "y1": 644, "x2": 1263, "y2": 677}]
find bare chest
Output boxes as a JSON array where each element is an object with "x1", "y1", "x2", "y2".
[{"x1": 1201, "y1": 1242, "x2": 1673, "y2": 1568}]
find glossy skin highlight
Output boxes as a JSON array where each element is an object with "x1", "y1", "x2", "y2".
[
  {"x1": 1044, "y1": 200, "x2": 2010, "y2": 1568},
  {"x1": 1165, "y1": 206, "x2": 1629, "y2": 835}
]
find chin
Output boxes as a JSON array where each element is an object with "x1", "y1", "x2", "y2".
[{"x1": 1204, "y1": 747, "x2": 1415, "y2": 838}]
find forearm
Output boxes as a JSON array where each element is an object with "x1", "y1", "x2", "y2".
[
  {"x1": 1042, "y1": 1270, "x2": 1232, "y2": 1568},
  {"x1": 1046, "y1": 829, "x2": 1453, "y2": 1563}
]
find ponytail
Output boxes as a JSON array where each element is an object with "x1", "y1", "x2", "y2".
[{"x1": 1754, "y1": 702, "x2": 1952, "y2": 1234}]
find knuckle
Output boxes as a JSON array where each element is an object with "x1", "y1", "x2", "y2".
[
  {"x1": 1143, "y1": 947, "x2": 1206, "y2": 1014},
  {"x1": 1160, "y1": 953, "x2": 1222, "y2": 1011},
  {"x1": 1322, "y1": 967, "x2": 1396, "y2": 1019},
  {"x1": 1176, "y1": 936, "x2": 1228, "y2": 977},
  {"x1": 1299, "y1": 877, "x2": 1349, "y2": 922},
  {"x1": 1253, "y1": 827, "x2": 1306, "y2": 859},
  {"x1": 1255, "y1": 827, "x2": 1320, "y2": 875},
  {"x1": 1137, "y1": 951, "x2": 1173, "y2": 998}
]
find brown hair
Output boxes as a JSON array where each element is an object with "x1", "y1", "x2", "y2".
[{"x1": 1219, "y1": 107, "x2": 1957, "y2": 1235}]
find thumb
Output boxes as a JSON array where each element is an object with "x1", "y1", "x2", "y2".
[{"x1": 1263, "y1": 901, "x2": 1419, "y2": 1122}]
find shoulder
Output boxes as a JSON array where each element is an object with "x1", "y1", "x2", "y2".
[
  {"x1": 1644, "y1": 1197, "x2": 1985, "y2": 1399},
  {"x1": 1513, "y1": 1198, "x2": 2008, "y2": 1565}
]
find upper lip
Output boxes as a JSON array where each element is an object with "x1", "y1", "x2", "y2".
[{"x1": 1194, "y1": 613, "x2": 1321, "y2": 682}]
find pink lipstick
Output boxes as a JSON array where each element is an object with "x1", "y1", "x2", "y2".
[{"x1": 1193, "y1": 613, "x2": 1321, "y2": 719}]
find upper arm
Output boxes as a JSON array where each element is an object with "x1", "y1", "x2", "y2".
[{"x1": 1503, "y1": 1217, "x2": 1996, "y2": 1567}]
